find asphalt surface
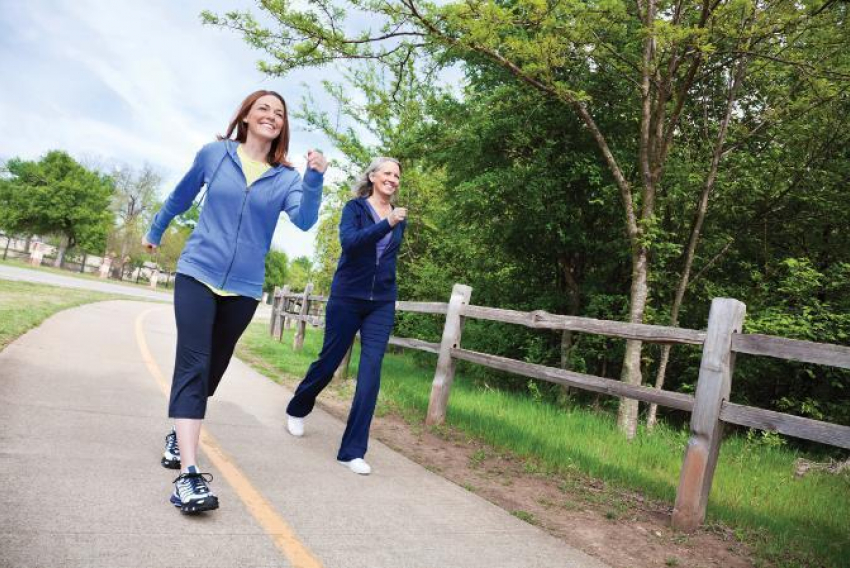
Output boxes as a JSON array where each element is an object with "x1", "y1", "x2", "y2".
[{"x1": 0, "y1": 294, "x2": 610, "y2": 567}]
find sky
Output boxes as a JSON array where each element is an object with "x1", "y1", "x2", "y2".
[{"x1": 0, "y1": 0, "x2": 346, "y2": 260}]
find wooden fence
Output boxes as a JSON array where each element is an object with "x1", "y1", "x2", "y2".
[{"x1": 268, "y1": 283, "x2": 850, "y2": 532}]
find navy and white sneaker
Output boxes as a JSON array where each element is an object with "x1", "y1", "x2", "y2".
[
  {"x1": 161, "y1": 427, "x2": 181, "y2": 469},
  {"x1": 170, "y1": 466, "x2": 219, "y2": 514}
]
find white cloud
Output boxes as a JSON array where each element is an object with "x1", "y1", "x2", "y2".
[{"x1": 0, "y1": 0, "x2": 348, "y2": 260}]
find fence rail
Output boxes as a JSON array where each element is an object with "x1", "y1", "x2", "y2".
[
  {"x1": 268, "y1": 283, "x2": 850, "y2": 531},
  {"x1": 732, "y1": 333, "x2": 850, "y2": 369},
  {"x1": 460, "y1": 305, "x2": 707, "y2": 345}
]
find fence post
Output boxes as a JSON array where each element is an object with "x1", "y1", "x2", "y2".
[
  {"x1": 426, "y1": 283, "x2": 473, "y2": 426},
  {"x1": 269, "y1": 286, "x2": 281, "y2": 337},
  {"x1": 293, "y1": 283, "x2": 313, "y2": 351},
  {"x1": 99, "y1": 257, "x2": 111, "y2": 278},
  {"x1": 672, "y1": 297, "x2": 746, "y2": 532},
  {"x1": 276, "y1": 285, "x2": 290, "y2": 341},
  {"x1": 30, "y1": 243, "x2": 44, "y2": 267},
  {"x1": 283, "y1": 290, "x2": 293, "y2": 330}
]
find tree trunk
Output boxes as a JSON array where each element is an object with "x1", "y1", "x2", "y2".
[
  {"x1": 53, "y1": 239, "x2": 67, "y2": 268},
  {"x1": 647, "y1": 50, "x2": 750, "y2": 429},
  {"x1": 112, "y1": 238, "x2": 130, "y2": 279},
  {"x1": 615, "y1": 0, "x2": 658, "y2": 441},
  {"x1": 617, "y1": 246, "x2": 650, "y2": 439},
  {"x1": 557, "y1": 254, "x2": 582, "y2": 402}
]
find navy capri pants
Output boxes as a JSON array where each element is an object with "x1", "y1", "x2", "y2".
[
  {"x1": 168, "y1": 273, "x2": 259, "y2": 419},
  {"x1": 287, "y1": 296, "x2": 395, "y2": 461}
]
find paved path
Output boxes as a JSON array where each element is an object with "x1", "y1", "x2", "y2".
[{"x1": 0, "y1": 300, "x2": 609, "y2": 568}]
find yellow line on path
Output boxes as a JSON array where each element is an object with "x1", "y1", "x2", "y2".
[{"x1": 135, "y1": 307, "x2": 324, "y2": 568}]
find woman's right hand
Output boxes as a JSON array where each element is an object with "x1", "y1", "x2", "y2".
[
  {"x1": 142, "y1": 236, "x2": 158, "y2": 252},
  {"x1": 388, "y1": 207, "x2": 407, "y2": 227}
]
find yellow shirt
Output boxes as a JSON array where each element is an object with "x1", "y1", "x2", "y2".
[
  {"x1": 201, "y1": 145, "x2": 272, "y2": 297},
  {"x1": 237, "y1": 144, "x2": 271, "y2": 186}
]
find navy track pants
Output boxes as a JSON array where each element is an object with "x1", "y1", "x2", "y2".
[
  {"x1": 287, "y1": 296, "x2": 395, "y2": 461},
  {"x1": 168, "y1": 273, "x2": 259, "y2": 419}
]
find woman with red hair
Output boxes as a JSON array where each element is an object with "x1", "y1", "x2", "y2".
[{"x1": 143, "y1": 90, "x2": 327, "y2": 513}]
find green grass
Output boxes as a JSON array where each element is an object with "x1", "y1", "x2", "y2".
[
  {"x1": 0, "y1": 278, "x2": 122, "y2": 350},
  {"x1": 239, "y1": 323, "x2": 850, "y2": 568},
  {"x1": 0, "y1": 256, "x2": 174, "y2": 293}
]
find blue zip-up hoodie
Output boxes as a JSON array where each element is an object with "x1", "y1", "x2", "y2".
[
  {"x1": 330, "y1": 198, "x2": 406, "y2": 301},
  {"x1": 145, "y1": 140, "x2": 323, "y2": 298}
]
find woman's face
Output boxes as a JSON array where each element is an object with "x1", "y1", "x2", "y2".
[
  {"x1": 244, "y1": 95, "x2": 285, "y2": 143},
  {"x1": 369, "y1": 161, "x2": 401, "y2": 199}
]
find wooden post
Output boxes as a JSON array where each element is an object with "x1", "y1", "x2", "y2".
[
  {"x1": 29, "y1": 243, "x2": 44, "y2": 267},
  {"x1": 99, "y1": 257, "x2": 112, "y2": 278},
  {"x1": 283, "y1": 292, "x2": 293, "y2": 330},
  {"x1": 269, "y1": 286, "x2": 281, "y2": 337},
  {"x1": 333, "y1": 342, "x2": 354, "y2": 382},
  {"x1": 277, "y1": 285, "x2": 290, "y2": 341},
  {"x1": 672, "y1": 298, "x2": 746, "y2": 532},
  {"x1": 426, "y1": 283, "x2": 473, "y2": 426},
  {"x1": 293, "y1": 283, "x2": 313, "y2": 351}
]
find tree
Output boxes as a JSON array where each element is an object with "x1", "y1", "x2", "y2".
[
  {"x1": 265, "y1": 249, "x2": 289, "y2": 293},
  {"x1": 311, "y1": 182, "x2": 351, "y2": 295},
  {"x1": 154, "y1": 203, "x2": 202, "y2": 272},
  {"x1": 207, "y1": 0, "x2": 850, "y2": 437},
  {"x1": 287, "y1": 256, "x2": 314, "y2": 291},
  {"x1": 108, "y1": 164, "x2": 161, "y2": 278},
  {"x1": 0, "y1": 151, "x2": 114, "y2": 266}
]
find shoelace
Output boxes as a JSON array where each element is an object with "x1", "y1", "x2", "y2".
[
  {"x1": 164, "y1": 431, "x2": 180, "y2": 454},
  {"x1": 173, "y1": 471, "x2": 214, "y2": 494}
]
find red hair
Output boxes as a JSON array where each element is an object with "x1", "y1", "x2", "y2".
[{"x1": 219, "y1": 90, "x2": 291, "y2": 167}]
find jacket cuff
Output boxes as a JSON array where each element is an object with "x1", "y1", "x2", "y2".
[{"x1": 303, "y1": 168, "x2": 324, "y2": 190}]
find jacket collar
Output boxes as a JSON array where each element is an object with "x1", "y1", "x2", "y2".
[
  {"x1": 356, "y1": 196, "x2": 396, "y2": 212},
  {"x1": 356, "y1": 197, "x2": 403, "y2": 248},
  {"x1": 223, "y1": 139, "x2": 291, "y2": 180}
]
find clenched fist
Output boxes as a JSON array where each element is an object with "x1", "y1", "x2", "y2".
[
  {"x1": 388, "y1": 207, "x2": 407, "y2": 227},
  {"x1": 142, "y1": 235, "x2": 158, "y2": 252},
  {"x1": 306, "y1": 149, "x2": 328, "y2": 173}
]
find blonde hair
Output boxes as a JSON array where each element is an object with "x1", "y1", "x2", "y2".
[{"x1": 352, "y1": 157, "x2": 402, "y2": 198}]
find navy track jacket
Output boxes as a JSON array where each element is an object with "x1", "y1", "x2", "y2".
[
  {"x1": 145, "y1": 140, "x2": 323, "y2": 299},
  {"x1": 330, "y1": 198, "x2": 406, "y2": 301}
]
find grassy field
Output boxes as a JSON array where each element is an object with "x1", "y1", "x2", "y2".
[
  {"x1": 0, "y1": 279, "x2": 121, "y2": 350},
  {"x1": 238, "y1": 322, "x2": 850, "y2": 568}
]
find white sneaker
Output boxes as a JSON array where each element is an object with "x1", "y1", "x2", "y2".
[
  {"x1": 338, "y1": 458, "x2": 371, "y2": 475},
  {"x1": 286, "y1": 415, "x2": 304, "y2": 437}
]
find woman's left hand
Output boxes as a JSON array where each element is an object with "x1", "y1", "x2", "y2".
[{"x1": 307, "y1": 149, "x2": 328, "y2": 173}]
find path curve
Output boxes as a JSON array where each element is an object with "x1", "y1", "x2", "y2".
[{"x1": 0, "y1": 300, "x2": 609, "y2": 568}]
